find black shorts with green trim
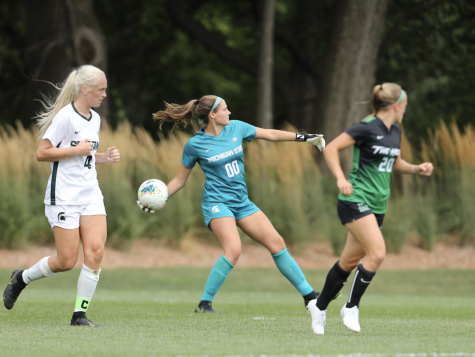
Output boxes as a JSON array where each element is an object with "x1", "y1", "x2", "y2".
[{"x1": 337, "y1": 199, "x2": 385, "y2": 228}]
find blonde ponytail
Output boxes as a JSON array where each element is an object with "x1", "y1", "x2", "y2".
[
  {"x1": 364, "y1": 82, "x2": 403, "y2": 120},
  {"x1": 35, "y1": 65, "x2": 105, "y2": 138}
]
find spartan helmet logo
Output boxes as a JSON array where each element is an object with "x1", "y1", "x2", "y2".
[
  {"x1": 57, "y1": 212, "x2": 66, "y2": 221},
  {"x1": 212, "y1": 206, "x2": 220, "y2": 214}
]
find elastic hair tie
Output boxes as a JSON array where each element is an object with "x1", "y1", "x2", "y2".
[
  {"x1": 379, "y1": 84, "x2": 383, "y2": 90},
  {"x1": 195, "y1": 99, "x2": 200, "y2": 104}
]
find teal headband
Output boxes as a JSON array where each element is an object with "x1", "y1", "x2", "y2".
[
  {"x1": 198, "y1": 96, "x2": 222, "y2": 124},
  {"x1": 211, "y1": 97, "x2": 222, "y2": 112},
  {"x1": 382, "y1": 89, "x2": 406, "y2": 108}
]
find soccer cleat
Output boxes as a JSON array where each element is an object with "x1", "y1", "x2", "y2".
[
  {"x1": 194, "y1": 300, "x2": 218, "y2": 314},
  {"x1": 3, "y1": 269, "x2": 26, "y2": 310},
  {"x1": 70, "y1": 312, "x2": 101, "y2": 327},
  {"x1": 306, "y1": 299, "x2": 326, "y2": 335},
  {"x1": 341, "y1": 305, "x2": 360, "y2": 332},
  {"x1": 333, "y1": 291, "x2": 343, "y2": 302}
]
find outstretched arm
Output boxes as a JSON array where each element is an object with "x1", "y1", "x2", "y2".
[
  {"x1": 167, "y1": 164, "x2": 193, "y2": 197},
  {"x1": 324, "y1": 133, "x2": 356, "y2": 197},
  {"x1": 254, "y1": 127, "x2": 325, "y2": 151},
  {"x1": 394, "y1": 156, "x2": 434, "y2": 176},
  {"x1": 254, "y1": 127, "x2": 295, "y2": 141}
]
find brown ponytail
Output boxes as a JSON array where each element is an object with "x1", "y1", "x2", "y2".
[{"x1": 152, "y1": 95, "x2": 220, "y2": 130}]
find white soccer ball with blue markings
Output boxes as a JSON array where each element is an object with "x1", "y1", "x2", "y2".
[{"x1": 137, "y1": 179, "x2": 169, "y2": 211}]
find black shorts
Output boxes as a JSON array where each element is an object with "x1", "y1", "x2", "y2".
[{"x1": 337, "y1": 199, "x2": 385, "y2": 228}]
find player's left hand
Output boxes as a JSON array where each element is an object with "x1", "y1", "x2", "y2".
[
  {"x1": 137, "y1": 200, "x2": 155, "y2": 213},
  {"x1": 416, "y1": 162, "x2": 434, "y2": 176},
  {"x1": 106, "y1": 146, "x2": 120, "y2": 163},
  {"x1": 306, "y1": 134, "x2": 325, "y2": 151}
]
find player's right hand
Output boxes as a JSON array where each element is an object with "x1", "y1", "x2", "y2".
[
  {"x1": 137, "y1": 200, "x2": 155, "y2": 213},
  {"x1": 337, "y1": 178, "x2": 353, "y2": 197},
  {"x1": 76, "y1": 138, "x2": 93, "y2": 156}
]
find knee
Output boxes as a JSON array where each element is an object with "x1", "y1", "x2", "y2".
[
  {"x1": 267, "y1": 236, "x2": 286, "y2": 255},
  {"x1": 340, "y1": 259, "x2": 359, "y2": 272},
  {"x1": 85, "y1": 244, "x2": 105, "y2": 264},
  {"x1": 369, "y1": 250, "x2": 386, "y2": 267},
  {"x1": 224, "y1": 245, "x2": 241, "y2": 265},
  {"x1": 56, "y1": 257, "x2": 77, "y2": 271}
]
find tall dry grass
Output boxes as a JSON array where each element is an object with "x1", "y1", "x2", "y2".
[
  {"x1": 0, "y1": 120, "x2": 473, "y2": 251},
  {"x1": 420, "y1": 121, "x2": 475, "y2": 245}
]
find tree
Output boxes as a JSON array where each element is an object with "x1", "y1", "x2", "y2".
[
  {"x1": 167, "y1": 0, "x2": 388, "y2": 139},
  {"x1": 256, "y1": 0, "x2": 275, "y2": 128},
  {"x1": 25, "y1": 0, "x2": 108, "y2": 119},
  {"x1": 318, "y1": 0, "x2": 389, "y2": 140}
]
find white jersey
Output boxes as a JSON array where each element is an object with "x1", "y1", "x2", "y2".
[{"x1": 42, "y1": 103, "x2": 102, "y2": 205}]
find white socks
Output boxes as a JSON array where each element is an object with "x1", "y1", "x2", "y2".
[
  {"x1": 74, "y1": 264, "x2": 101, "y2": 313},
  {"x1": 22, "y1": 256, "x2": 55, "y2": 284}
]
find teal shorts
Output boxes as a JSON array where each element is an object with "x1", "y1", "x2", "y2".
[{"x1": 202, "y1": 199, "x2": 260, "y2": 229}]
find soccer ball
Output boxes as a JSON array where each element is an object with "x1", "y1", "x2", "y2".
[{"x1": 137, "y1": 179, "x2": 169, "y2": 211}]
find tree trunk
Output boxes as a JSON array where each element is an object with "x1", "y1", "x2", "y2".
[
  {"x1": 25, "y1": 0, "x2": 108, "y2": 120},
  {"x1": 318, "y1": 0, "x2": 389, "y2": 140},
  {"x1": 256, "y1": 0, "x2": 275, "y2": 128}
]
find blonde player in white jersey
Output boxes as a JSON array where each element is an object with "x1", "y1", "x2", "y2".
[{"x1": 3, "y1": 65, "x2": 120, "y2": 327}]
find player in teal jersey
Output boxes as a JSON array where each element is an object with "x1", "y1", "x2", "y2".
[
  {"x1": 307, "y1": 83, "x2": 434, "y2": 335},
  {"x1": 148, "y1": 94, "x2": 334, "y2": 313}
]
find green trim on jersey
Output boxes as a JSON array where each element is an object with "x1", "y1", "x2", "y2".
[
  {"x1": 71, "y1": 102, "x2": 92, "y2": 121},
  {"x1": 50, "y1": 161, "x2": 59, "y2": 205},
  {"x1": 363, "y1": 116, "x2": 377, "y2": 123}
]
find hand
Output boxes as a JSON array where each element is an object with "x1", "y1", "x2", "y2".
[
  {"x1": 337, "y1": 178, "x2": 353, "y2": 197},
  {"x1": 416, "y1": 162, "x2": 434, "y2": 176},
  {"x1": 137, "y1": 200, "x2": 155, "y2": 213},
  {"x1": 76, "y1": 138, "x2": 93, "y2": 156},
  {"x1": 306, "y1": 134, "x2": 325, "y2": 151},
  {"x1": 106, "y1": 146, "x2": 120, "y2": 163}
]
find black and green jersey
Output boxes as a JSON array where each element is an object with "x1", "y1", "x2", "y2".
[{"x1": 338, "y1": 116, "x2": 401, "y2": 214}]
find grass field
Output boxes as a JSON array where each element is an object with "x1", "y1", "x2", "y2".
[{"x1": 0, "y1": 268, "x2": 474, "y2": 357}]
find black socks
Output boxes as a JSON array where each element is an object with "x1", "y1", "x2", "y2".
[
  {"x1": 316, "y1": 261, "x2": 351, "y2": 311},
  {"x1": 346, "y1": 263, "x2": 376, "y2": 309},
  {"x1": 303, "y1": 290, "x2": 319, "y2": 307}
]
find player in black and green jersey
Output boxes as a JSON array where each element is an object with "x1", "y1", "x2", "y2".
[{"x1": 306, "y1": 83, "x2": 434, "y2": 335}]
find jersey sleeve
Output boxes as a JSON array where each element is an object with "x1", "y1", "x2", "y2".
[
  {"x1": 235, "y1": 120, "x2": 256, "y2": 142},
  {"x1": 181, "y1": 140, "x2": 198, "y2": 168},
  {"x1": 345, "y1": 122, "x2": 371, "y2": 146},
  {"x1": 42, "y1": 114, "x2": 70, "y2": 147}
]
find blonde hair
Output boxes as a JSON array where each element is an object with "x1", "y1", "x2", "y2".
[
  {"x1": 35, "y1": 65, "x2": 105, "y2": 138},
  {"x1": 366, "y1": 82, "x2": 404, "y2": 119},
  {"x1": 152, "y1": 95, "x2": 220, "y2": 130}
]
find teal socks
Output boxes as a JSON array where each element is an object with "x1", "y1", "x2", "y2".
[
  {"x1": 201, "y1": 255, "x2": 235, "y2": 301},
  {"x1": 272, "y1": 247, "x2": 313, "y2": 296}
]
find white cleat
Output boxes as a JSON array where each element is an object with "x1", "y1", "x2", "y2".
[
  {"x1": 306, "y1": 299, "x2": 326, "y2": 335},
  {"x1": 341, "y1": 305, "x2": 361, "y2": 332}
]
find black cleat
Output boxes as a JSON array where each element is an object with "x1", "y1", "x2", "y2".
[
  {"x1": 3, "y1": 269, "x2": 26, "y2": 310},
  {"x1": 70, "y1": 311, "x2": 101, "y2": 327},
  {"x1": 194, "y1": 300, "x2": 218, "y2": 314}
]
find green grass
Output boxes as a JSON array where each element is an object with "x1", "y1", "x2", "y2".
[{"x1": 0, "y1": 268, "x2": 474, "y2": 357}]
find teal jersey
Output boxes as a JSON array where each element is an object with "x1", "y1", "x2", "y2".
[
  {"x1": 181, "y1": 120, "x2": 257, "y2": 206},
  {"x1": 338, "y1": 117, "x2": 401, "y2": 214}
]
